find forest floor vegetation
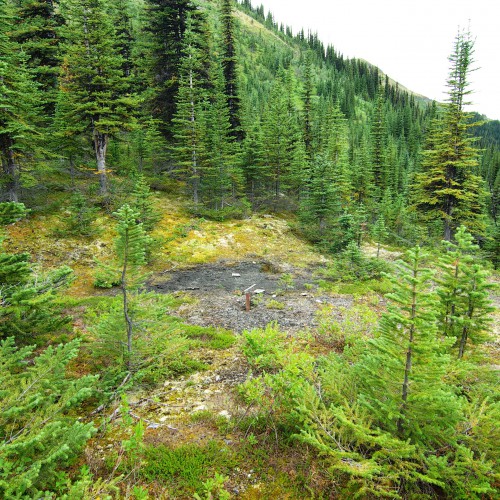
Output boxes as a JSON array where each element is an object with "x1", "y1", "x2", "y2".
[{"x1": 3, "y1": 190, "x2": 498, "y2": 498}]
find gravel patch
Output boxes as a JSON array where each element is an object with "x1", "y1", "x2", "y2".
[{"x1": 149, "y1": 260, "x2": 352, "y2": 333}]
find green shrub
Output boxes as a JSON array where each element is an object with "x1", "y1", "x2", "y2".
[
  {"x1": 265, "y1": 299, "x2": 286, "y2": 310},
  {"x1": 316, "y1": 242, "x2": 391, "y2": 285},
  {"x1": 239, "y1": 323, "x2": 315, "y2": 436},
  {"x1": 53, "y1": 191, "x2": 100, "y2": 237},
  {"x1": 242, "y1": 322, "x2": 289, "y2": 372},
  {"x1": 187, "y1": 200, "x2": 251, "y2": 221},
  {"x1": 182, "y1": 324, "x2": 236, "y2": 349},
  {"x1": 0, "y1": 339, "x2": 97, "y2": 498},
  {"x1": 315, "y1": 304, "x2": 378, "y2": 352},
  {"x1": 141, "y1": 441, "x2": 235, "y2": 495}
]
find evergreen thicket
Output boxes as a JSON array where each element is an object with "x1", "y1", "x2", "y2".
[{"x1": 0, "y1": 0, "x2": 497, "y2": 250}]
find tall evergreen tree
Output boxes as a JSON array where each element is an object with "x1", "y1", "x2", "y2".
[
  {"x1": 302, "y1": 51, "x2": 314, "y2": 157},
  {"x1": 12, "y1": 0, "x2": 64, "y2": 115},
  {"x1": 260, "y1": 71, "x2": 303, "y2": 206},
  {"x1": 202, "y1": 62, "x2": 244, "y2": 210},
  {"x1": 219, "y1": 0, "x2": 243, "y2": 140},
  {"x1": 0, "y1": 0, "x2": 40, "y2": 202},
  {"x1": 109, "y1": 0, "x2": 137, "y2": 87},
  {"x1": 370, "y1": 87, "x2": 388, "y2": 200},
  {"x1": 171, "y1": 15, "x2": 209, "y2": 204},
  {"x1": 145, "y1": 0, "x2": 200, "y2": 138},
  {"x1": 372, "y1": 214, "x2": 388, "y2": 257},
  {"x1": 58, "y1": 0, "x2": 136, "y2": 196},
  {"x1": 325, "y1": 103, "x2": 352, "y2": 205},
  {"x1": 299, "y1": 153, "x2": 338, "y2": 244},
  {"x1": 351, "y1": 134, "x2": 374, "y2": 206},
  {"x1": 412, "y1": 30, "x2": 486, "y2": 240}
]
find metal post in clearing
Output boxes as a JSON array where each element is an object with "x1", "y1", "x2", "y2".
[{"x1": 244, "y1": 284, "x2": 256, "y2": 312}]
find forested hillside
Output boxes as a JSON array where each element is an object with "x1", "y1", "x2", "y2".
[
  {"x1": 0, "y1": 0, "x2": 498, "y2": 498},
  {"x1": 2, "y1": 0, "x2": 500, "y2": 246}
]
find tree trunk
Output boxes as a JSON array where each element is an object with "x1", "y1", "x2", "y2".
[
  {"x1": 1, "y1": 135, "x2": 20, "y2": 202},
  {"x1": 397, "y1": 267, "x2": 417, "y2": 435},
  {"x1": 444, "y1": 218, "x2": 452, "y2": 242},
  {"x1": 121, "y1": 227, "x2": 133, "y2": 371},
  {"x1": 459, "y1": 280, "x2": 476, "y2": 359},
  {"x1": 93, "y1": 130, "x2": 108, "y2": 196},
  {"x1": 189, "y1": 65, "x2": 199, "y2": 204}
]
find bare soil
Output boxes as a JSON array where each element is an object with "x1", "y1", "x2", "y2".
[{"x1": 149, "y1": 259, "x2": 352, "y2": 333}]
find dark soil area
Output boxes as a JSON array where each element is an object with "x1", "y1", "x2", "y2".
[
  {"x1": 149, "y1": 260, "x2": 352, "y2": 333},
  {"x1": 149, "y1": 260, "x2": 314, "y2": 294}
]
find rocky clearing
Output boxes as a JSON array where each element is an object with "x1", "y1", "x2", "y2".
[{"x1": 149, "y1": 259, "x2": 354, "y2": 333}]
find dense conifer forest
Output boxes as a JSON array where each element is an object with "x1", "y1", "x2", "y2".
[{"x1": 0, "y1": 0, "x2": 498, "y2": 498}]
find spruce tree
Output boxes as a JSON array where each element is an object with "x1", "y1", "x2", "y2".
[
  {"x1": 0, "y1": 338, "x2": 96, "y2": 497},
  {"x1": 325, "y1": 103, "x2": 352, "y2": 205},
  {"x1": 0, "y1": 202, "x2": 73, "y2": 340},
  {"x1": 58, "y1": 0, "x2": 137, "y2": 196},
  {"x1": 240, "y1": 119, "x2": 265, "y2": 205},
  {"x1": 357, "y1": 246, "x2": 460, "y2": 444},
  {"x1": 0, "y1": 0, "x2": 40, "y2": 202},
  {"x1": 412, "y1": 30, "x2": 486, "y2": 240},
  {"x1": 370, "y1": 87, "x2": 387, "y2": 200},
  {"x1": 456, "y1": 262, "x2": 495, "y2": 358},
  {"x1": 110, "y1": 0, "x2": 136, "y2": 83},
  {"x1": 12, "y1": 0, "x2": 64, "y2": 115},
  {"x1": 220, "y1": 0, "x2": 243, "y2": 140},
  {"x1": 302, "y1": 51, "x2": 314, "y2": 157},
  {"x1": 144, "y1": 0, "x2": 200, "y2": 138},
  {"x1": 299, "y1": 153, "x2": 338, "y2": 244},
  {"x1": 372, "y1": 214, "x2": 388, "y2": 257},
  {"x1": 115, "y1": 205, "x2": 149, "y2": 367},
  {"x1": 96, "y1": 205, "x2": 151, "y2": 371},
  {"x1": 351, "y1": 134, "x2": 374, "y2": 206},
  {"x1": 171, "y1": 14, "x2": 209, "y2": 204},
  {"x1": 58, "y1": 191, "x2": 99, "y2": 237},
  {"x1": 260, "y1": 71, "x2": 303, "y2": 206},
  {"x1": 202, "y1": 62, "x2": 244, "y2": 211},
  {"x1": 437, "y1": 225, "x2": 495, "y2": 358},
  {"x1": 130, "y1": 175, "x2": 161, "y2": 231}
]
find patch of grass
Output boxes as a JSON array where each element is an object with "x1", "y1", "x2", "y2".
[
  {"x1": 278, "y1": 272, "x2": 295, "y2": 291},
  {"x1": 333, "y1": 282, "x2": 375, "y2": 296},
  {"x1": 315, "y1": 303, "x2": 378, "y2": 351},
  {"x1": 181, "y1": 324, "x2": 236, "y2": 349},
  {"x1": 265, "y1": 299, "x2": 286, "y2": 310},
  {"x1": 141, "y1": 441, "x2": 236, "y2": 495},
  {"x1": 189, "y1": 410, "x2": 234, "y2": 434},
  {"x1": 317, "y1": 278, "x2": 392, "y2": 297},
  {"x1": 189, "y1": 410, "x2": 214, "y2": 423},
  {"x1": 166, "y1": 357, "x2": 209, "y2": 376}
]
